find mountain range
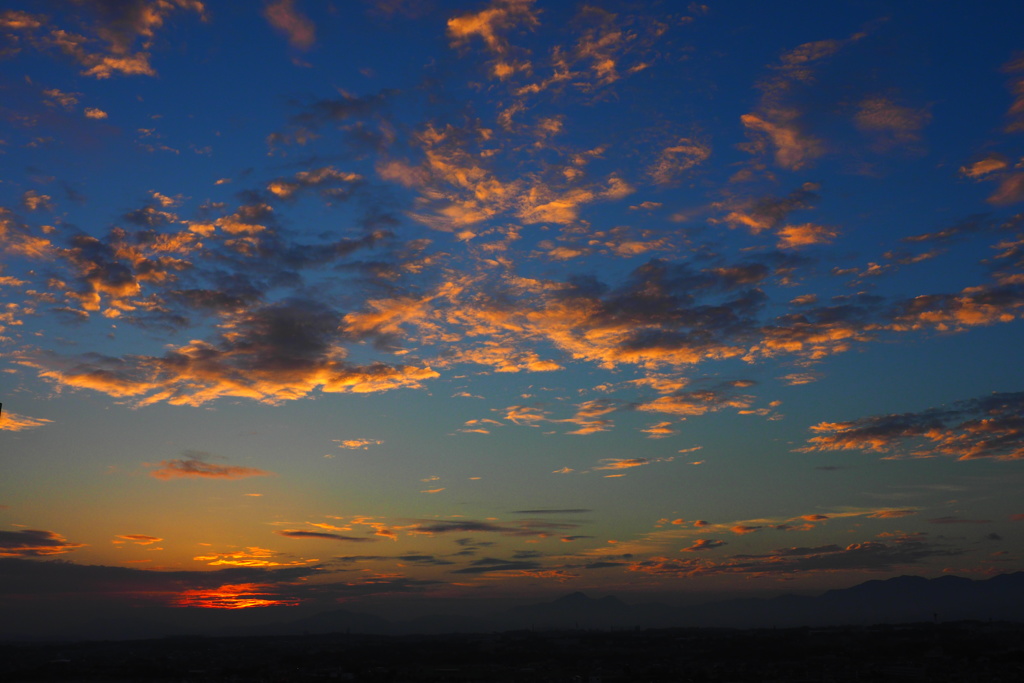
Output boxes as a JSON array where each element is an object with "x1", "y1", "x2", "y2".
[
  {"x1": 260, "y1": 571, "x2": 1024, "y2": 637},
  {"x1": 5, "y1": 572, "x2": 1022, "y2": 641}
]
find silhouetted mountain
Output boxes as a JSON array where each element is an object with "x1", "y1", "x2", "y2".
[
  {"x1": 4, "y1": 572, "x2": 1022, "y2": 640},
  {"x1": 666, "y1": 572, "x2": 1024, "y2": 629},
  {"x1": 274, "y1": 607, "x2": 393, "y2": 635},
  {"x1": 499, "y1": 591, "x2": 631, "y2": 630}
]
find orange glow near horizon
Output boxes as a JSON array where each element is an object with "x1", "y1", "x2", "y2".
[{"x1": 171, "y1": 583, "x2": 302, "y2": 609}]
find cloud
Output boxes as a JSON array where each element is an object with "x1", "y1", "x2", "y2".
[
  {"x1": 113, "y1": 534, "x2": 162, "y2": 546},
  {"x1": 635, "y1": 382, "x2": 757, "y2": 417},
  {"x1": 722, "y1": 183, "x2": 819, "y2": 234},
  {"x1": 408, "y1": 519, "x2": 576, "y2": 538},
  {"x1": 682, "y1": 538, "x2": 726, "y2": 552},
  {"x1": 265, "y1": 167, "x2": 363, "y2": 201},
  {"x1": 594, "y1": 458, "x2": 646, "y2": 470},
  {"x1": 629, "y1": 537, "x2": 961, "y2": 577},
  {"x1": 647, "y1": 139, "x2": 711, "y2": 184},
  {"x1": 29, "y1": 299, "x2": 439, "y2": 406},
  {"x1": 854, "y1": 96, "x2": 930, "y2": 149},
  {"x1": 866, "y1": 510, "x2": 918, "y2": 519},
  {"x1": 0, "y1": 410, "x2": 53, "y2": 432},
  {"x1": 510, "y1": 509, "x2": 591, "y2": 514},
  {"x1": 193, "y1": 547, "x2": 316, "y2": 568},
  {"x1": 446, "y1": 0, "x2": 538, "y2": 80},
  {"x1": 988, "y1": 173, "x2": 1024, "y2": 205},
  {"x1": 0, "y1": 529, "x2": 86, "y2": 557},
  {"x1": 960, "y1": 155, "x2": 1009, "y2": 179},
  {"x1": 450, "y1": 557, "x2": 542, "y2": 574},
  {"x1": 799, "y1": 391, "x2": 1024, "y2": 460},
  {"x1": 275, "y1": 530, "x2": 376, "y2": 542},
  {"x1": 0, "y1": 557, "x2": 443, "y2": 609},
  {"x1": 776, "y1": 223, "x2": 839, "y2": 249},
  {"x1": 641, "y1": 421, "x2": 676, "y2": 438},
  {"x1": 147, "y1": 451, "x2": 274, "y2": 480},
  {"x1": 1003, "y1": 53, "x2": 1024, "y2": 133},
  {"x1": 333, "y1": 438, "x2": 383, "y2": 450},
  {"x1": 264, "y1": 0, "x2": 316, "y2": 50},
  {"x1": 1, "y1": 1, "x2": 206, "y2": 79},
  {"x1": 740, "y1": 32, "x2": 864, "y2": 170}
]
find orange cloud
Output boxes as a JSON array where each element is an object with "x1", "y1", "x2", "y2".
[
  {"x1": 113, "y1": 534, "x2": 163, "y2": 546},
  {"x1": 447, "y1": 0, "x2": 538, "y2": 59},
  {"x1": 594, "y1": 458, "x2": 651, "y2": 470},
  {"x1": 333, "y1": 438, "x2": 383, "y2": 450},
  {"x1": 960, "y1": 155, "x2": 1009, "y2": 179},
  {"x1": 776, "y1": 223, "x2": 839, "y2": 249},
  {"x1": 193, "y1": 547, "x2": 315, "y2": 568},
  {"x1": 641, "y1": 421, "x2": 676, "y2": 438},
  {"x1": 0, "y1": 410, "x2": 52, "y2": 432}
]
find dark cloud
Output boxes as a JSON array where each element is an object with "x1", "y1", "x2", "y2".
[
  {"x1": 410, "y1": 519, "x2": 577, "y2": 537},
  {"x1": 28, "y1": 298, "x2": 439, "y2": 405},
  {"x1": 0, "y1": 529, "x2": 86, "y2": 557},
  {"x1": 275, "y1": 530, "x2": 377, "y2": 542},
  {"x1": 510, "y1": 509, "x2": 592, "y2": 514},
  {"x1": 723, "y1": 183, "x2": 819, "y2": 233},
  {"x1": 630, "y1": 538, "x2": 963, "y2": 577},
  {"x1": 0, "y1": 557, "x2": 320, "y2": 596},
  {"x1": 450, "y1": 557, "x2": 543, "y2": 574},
  {"x1": 147, "y1": 451, "x2": 273, "y2": 480}
]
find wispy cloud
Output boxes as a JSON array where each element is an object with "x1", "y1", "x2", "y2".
[
  {"x1": 264, "y1": 0, "x2": 316, "y2": 50},
  {"x1": 147, "y1": 451, "x2": 274, "y2": 480}
]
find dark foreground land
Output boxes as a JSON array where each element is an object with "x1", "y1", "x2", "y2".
[{"x1": 3, "y1": 620, "x2": 1023, "y2": 682}]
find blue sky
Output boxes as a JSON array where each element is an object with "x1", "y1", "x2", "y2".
[{"x1": 1, "y1": 0, "x2": 1023, "y2": 626}]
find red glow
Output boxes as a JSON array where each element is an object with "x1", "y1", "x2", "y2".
[{"x1": 171, "y1": 583, "x2": 300, "y2": 609}]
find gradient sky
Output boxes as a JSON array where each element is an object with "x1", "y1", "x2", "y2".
[{"x1": 2, "y1": 0, "x2": 1023, "y2": 622}]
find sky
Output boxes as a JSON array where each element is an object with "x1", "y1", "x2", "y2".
[{"x1": 2, "y1": 0, "x2": 1024, "y2": 631}]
